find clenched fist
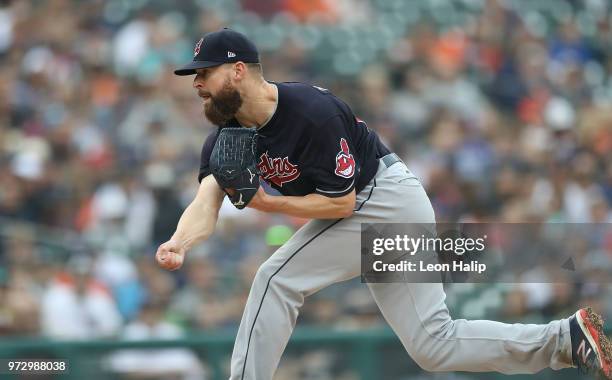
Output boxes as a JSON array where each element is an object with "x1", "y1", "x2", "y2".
[{"x1": 156, "y1": 239, "x2": 186, "y2": 271}]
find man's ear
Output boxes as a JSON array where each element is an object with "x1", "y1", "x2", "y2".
[{"x1": 233, "y1": 62, "x2": 247, "y2": 81}]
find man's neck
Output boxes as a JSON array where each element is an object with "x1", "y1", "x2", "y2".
[{"x1": 235, "y1": 81, "x2": 278, "y2": 129}]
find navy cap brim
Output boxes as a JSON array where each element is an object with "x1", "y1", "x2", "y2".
[{"x1": 173, "y1": 60, "x2": 223, "y2": 76}]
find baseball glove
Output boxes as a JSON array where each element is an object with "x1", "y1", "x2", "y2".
[{"x1": 209, "y1": 127, "x2": 260, "y2": 209}]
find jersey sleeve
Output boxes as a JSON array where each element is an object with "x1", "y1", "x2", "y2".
[
  {"x1": 311, "y1": 115, "x2": 358, "y2": 197},
  {"x1": 197, "y1": 128, "x2": 220, "y2": 183}
]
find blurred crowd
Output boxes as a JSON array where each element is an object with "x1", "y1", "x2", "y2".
[{"x1": 1, "y1": 0, "x2": 612, "y2": 377}]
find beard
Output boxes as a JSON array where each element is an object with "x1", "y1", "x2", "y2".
[{"x1": 201, "y1": 78, "x2": 243, "y2": 126}]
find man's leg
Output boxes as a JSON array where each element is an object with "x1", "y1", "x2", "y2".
[
  {"x1": 229, "y1": 214, "x2": 364, "y2": 379},
  {"x1": 367, "y1": 282, "x2": 573, "y2": 373},
  {"x1": 363, "y1": 161, "x2": 574, "y2": 374},
  {"x1": 228, "y1": 158, "x2": 396, "y2": 379},
  {"x1": 230, "y1": 159, "x2": 576, "y2": 379}
]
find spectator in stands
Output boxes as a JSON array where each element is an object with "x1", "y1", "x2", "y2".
[
  {"x1": 41, "y1": 256, "x2": 122, "y2": 339},
  {"x1": 107, "y1": 299, "x2": 206, "y2": 380}
]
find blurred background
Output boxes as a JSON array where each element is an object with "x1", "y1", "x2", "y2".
[{"x1": 0, "y1": 0, "x2": 612, "y2": 379}]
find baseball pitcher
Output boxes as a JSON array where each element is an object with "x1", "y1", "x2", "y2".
[{"x1": 156, "y1": 28, "x2": 611, "y2": 380}]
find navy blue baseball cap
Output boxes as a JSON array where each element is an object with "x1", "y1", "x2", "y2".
[{"x1": 174, "y1": 28, "x2": 259, "y2": 76}]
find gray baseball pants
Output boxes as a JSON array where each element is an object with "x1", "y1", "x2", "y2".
[{"x1": 229, "y1": 157, "x2": 573, "y2": 379}]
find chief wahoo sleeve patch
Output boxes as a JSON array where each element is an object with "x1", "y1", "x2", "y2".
[{"x1": 335, "y1": 138, "x2": 356, "y2": 178}]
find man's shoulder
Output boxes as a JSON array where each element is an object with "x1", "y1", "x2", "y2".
[
  {"x1": 277, "y1": 82, "x2": 344, "y2": 125},
  {"x1": 277, "y1": 81, "x2": 333, "y2": 100}
]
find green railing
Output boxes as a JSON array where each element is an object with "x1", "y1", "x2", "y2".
[{"x1": 0, "y1": 327, "x2": 597, "y2": 380}]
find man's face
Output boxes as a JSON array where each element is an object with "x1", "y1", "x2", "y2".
[{"x1": 194, "y1": 66, "x2": 243, "y2": 126}]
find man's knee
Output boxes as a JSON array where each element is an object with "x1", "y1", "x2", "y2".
[
  {"x1": 254, "y1": 259, "x2": 278, "y2": 284},
  {"x1": 253, "y1": 242, "x2": 294, "y2": 284},
  {"x1": 405, "y1": 319, "x2": 457, "y2": 372},
  {"x1": 408, "y1": 346, "x2": 453, "y2": 372},
  {"x1": 254, "y1": 259, "x2": 300, "y2": 297},
  {"x1": 410, "y1": 352, "x2": 444, "y2": 372},
  {"x1": 251, "y1": 261, "x2": 305, "y2": 316}
]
